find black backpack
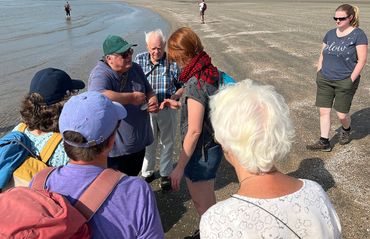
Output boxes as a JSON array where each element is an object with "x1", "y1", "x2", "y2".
[{"x1": 202, "y1": 3, "x2": 207, "y2": 11}]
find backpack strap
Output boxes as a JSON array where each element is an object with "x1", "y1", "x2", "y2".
[
  {"x1": 74, "y1": 168, "x2": 125, "y2": 221},
  {"x1": 17, "y1": 123, "x2": 62, "y2": 164},
  {"x1": 31, "y1": 167, "x2": 125, "y2": 221},
  {"x1": 145, "y1": 63, "x2": 160, "y2": 78},
  {"x1": 218, "y1": 70, "x2": 224, "y2": 88},
  {"x1": 31, "y1": 167, "x2": 56, "y2": 190},
  {"x1": 18, "y1": 123, "x2": 27, "y2": 132},
  {"x1": 39, "y1": 133, "x2": 62, "y2": 163}
]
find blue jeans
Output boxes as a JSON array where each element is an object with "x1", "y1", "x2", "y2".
[{"x1": 184, "y1": 144, "x2": 222, "y2": 182}]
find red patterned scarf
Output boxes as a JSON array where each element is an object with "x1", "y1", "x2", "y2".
[{"x1": 178, "y1": 51, "x2": 219, "y2": 87}]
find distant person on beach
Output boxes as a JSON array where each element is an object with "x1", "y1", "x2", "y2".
[
  {"x1": 14, "y1": 68, "x2": 85, "y2": 168},
  {"x1": 200, "y1": 80, "x2": 342, "y2": 238},
  {"x1": 306, "y1": 4, "x2": 368, "y2": 152},
  {"x1": 88, "y1": 35, "x2": 158, "y2": 176},
  {"x1": 161, "y1": 27, "x2": 221, "y2": 239},
  {"x1": 33, "y1": 91, "x2": 164, "y2": 238},
  {"x1": 64, "y1": 1, "x2": 71, "y2": 17},
  {"x1": 134, "y1": 29, "x2": 182, "y2": 190},
  {"x1": 199, "y1": 0, "x2": 207, "y2": 24}
]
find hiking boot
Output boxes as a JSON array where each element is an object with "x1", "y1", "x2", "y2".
[
  {"x1": 184, "y1": 229, "x2": 200, "y2": 239},
  {"x1": 143, "y1": 174, "x2": 155, "y2": 183},
  {"x1": 160, "y1": 176, "x2": 171, "y2": 191},
  {"x1": 338, "y1": 128, "x2": 351, "y2": 145},
  {"x1": 306, "y1": 140, "x2": 332, "y2": 152}
]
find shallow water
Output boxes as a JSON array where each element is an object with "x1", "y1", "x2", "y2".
[{"x1": 0, "y1": 0, "x2": 169, "y2": 135}]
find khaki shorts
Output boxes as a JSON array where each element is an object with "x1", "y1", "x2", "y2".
[{"x1": 315, "y1": 71, "x2": 360, "y2": 113}]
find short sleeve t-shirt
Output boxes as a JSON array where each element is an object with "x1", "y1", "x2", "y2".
[
  {"x1": 200, "y1": 179, "x2": 342, "y2": 239},
  {"x1": 42, "y1": 164, "x2": 164, "y2": 239},
  {"x1": 199, "y1": 2, "x2": 205, "y2": 12},
  {"x1": 180, "y1": 77, "x2": 218, "y2": 150},
  {"x1": 88, "y1": 61, "x2": 154, "y2": 156},
  {"x1": 12, "y1": 124, "x2": 68, "y2": 167},
  {"x1": 134, "y1": 52, "x2": 180, "y2": 103},
  {"x1": 321, "y1": 28, "x2": 368, "y2": 80}
]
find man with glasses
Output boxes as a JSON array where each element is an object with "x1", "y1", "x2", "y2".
[
  {"x1": 135, "y1": 29, "x2": 182, "y2": 190},
  {"x1": 88, "y1": 35, "x2": 158, "y2": 176}
]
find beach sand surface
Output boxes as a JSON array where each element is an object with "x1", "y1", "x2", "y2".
[{"x1": 122, "y1": 0, "x2": 370, "y2": 238}]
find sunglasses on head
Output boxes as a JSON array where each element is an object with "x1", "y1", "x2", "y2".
[
  {"x1": 333, "y1": 16, "x2": 349, "y2": 21},
  {"x1": 116, "y1": 48, "x2": 134, "y2": 58}
]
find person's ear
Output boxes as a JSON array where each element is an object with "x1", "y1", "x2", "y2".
[
  {"x1": 107, "y1": 133, "x2": 116, "y2": 149},
  {"x1": 223, "y1": 148, "x2": 238, "y2": 168}
]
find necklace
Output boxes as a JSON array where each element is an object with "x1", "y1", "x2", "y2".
[
  {"x1": 239, "y1": 174, "x2": 258, "y2": 185},
  {"x1": 239, "y1": 169, "x2": 278, "y2": 186}
]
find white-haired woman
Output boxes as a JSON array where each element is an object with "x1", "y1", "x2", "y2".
[{"x1": 200, "y1": 80, "x2": 341, "y2": 238}]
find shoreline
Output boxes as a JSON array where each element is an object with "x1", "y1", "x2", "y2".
[
  {"x1": 122, "y1": 1, "x2": 370, "y2": 238},
  {"x1": 0, "y1": 0, "x2": 169, "y2": 137}
]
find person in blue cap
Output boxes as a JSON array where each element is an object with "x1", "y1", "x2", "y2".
[
  {"x1": 35, "y1": 91, "x2": 164, "y2": 238},
  {"x1": 88, "y1": 35, "x2": 158, "y2": 176},
  {"x1": 0, "y1": 68, "x2": 84, "y2": 190},
  {"x1": 13, "y1": 68, "x2": 85, "y2": 167}
]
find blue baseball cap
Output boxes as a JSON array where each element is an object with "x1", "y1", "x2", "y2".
[
  {"x1": 59, "y1": 91, "x2": 127, "y2": 148},
  {"x1": 29, "y1": 68, "x2": 85, "y2": 105}
]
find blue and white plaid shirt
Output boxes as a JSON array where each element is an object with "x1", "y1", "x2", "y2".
[{"x1": 135, "y1": 52, "x2": 181, "y2": 103}]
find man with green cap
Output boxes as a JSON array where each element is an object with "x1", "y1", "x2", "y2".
[{"x1": 88, "y1": 35, "x2": 158, "y2": 176}]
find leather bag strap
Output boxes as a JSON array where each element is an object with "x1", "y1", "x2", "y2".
[
  {"x1": 74, "y1": 168, "x2": 125, "y2": 221},
  {"x1": 31, "y1": 167, "x2": 55, "y2": 190}
]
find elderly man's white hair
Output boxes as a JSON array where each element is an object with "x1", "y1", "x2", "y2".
[
  {"x1": 209, "y1": 79, "x2": 295, "y2": 174},
  {"x1": 145, "y1": 29, "x2": 166, "y2": 45}
]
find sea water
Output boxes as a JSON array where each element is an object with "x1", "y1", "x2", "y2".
[{"x1": 0, "y1": 0, "x2": 169, "y2": 134}]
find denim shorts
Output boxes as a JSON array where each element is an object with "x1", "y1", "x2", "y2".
[
  {"x1": 184, "y1": 144, "x2": 222, "y2": 182},
  {"x1": 315, "y1": 71, "x2": 360, "y2": 113}
]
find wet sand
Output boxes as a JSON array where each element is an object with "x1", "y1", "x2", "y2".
[{"x1": 122, "y1": 0, "x2": 370, "y2": 238}]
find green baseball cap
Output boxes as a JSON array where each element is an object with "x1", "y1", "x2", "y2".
[{"x1": 103, "y1": 35, "x2": 137, "y2": 55}]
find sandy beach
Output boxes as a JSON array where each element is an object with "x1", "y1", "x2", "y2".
[
  {"x1": 0, "y1": 0, "x2": 368, "y2": 238},
  {"x1": 121, "y1": 0, "x2": 370, "y2": 238}
]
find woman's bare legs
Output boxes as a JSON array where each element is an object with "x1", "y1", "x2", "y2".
[{"x1": 186, "y1": 178, "x2": 216, "y2": 216}]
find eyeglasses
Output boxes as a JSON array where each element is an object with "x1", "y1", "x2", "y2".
[
  {"x1": 66, "y1": 89, "x2": 80, "y2": 95},
  {"x1": 333, "y1": 16, "x2": 349, "y2": 21},
  {"x1": 115, "y1": 48, "x2": 134, "y2": 58}
]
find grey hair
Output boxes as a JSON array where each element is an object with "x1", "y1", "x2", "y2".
[
  {"x1": 145, "y1": 29, "x2": 166, "y2": 45},
  {"x1": 209, "y1": 79, "x2": 295, "y2": 174}
]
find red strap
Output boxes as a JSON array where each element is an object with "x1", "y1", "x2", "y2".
[
  {"x1": 74, "y1": 168, "x2": 125, "y2": 221},
  {"x1": 31, "y1": 167, "x2": 55, "y2": 190}
]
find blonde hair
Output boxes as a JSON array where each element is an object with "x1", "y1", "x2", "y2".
[
  {"x1": 209, "y1": 80, "x2": 295, "y2": 174},
  {"x1": 336, "y1": 4, "x2": 360, "y2": 27}
]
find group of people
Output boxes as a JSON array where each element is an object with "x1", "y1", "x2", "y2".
[{"x1": 0, "y1": 3, "x2": 367, "y2": 239}]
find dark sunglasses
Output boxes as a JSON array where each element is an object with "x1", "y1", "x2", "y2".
[
  {"x1": 116, "y1": 48, "x2": 134, "y2": 58},
  {"x1": 333, "y1": 16, "x2": 349, "y2": 21}
]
